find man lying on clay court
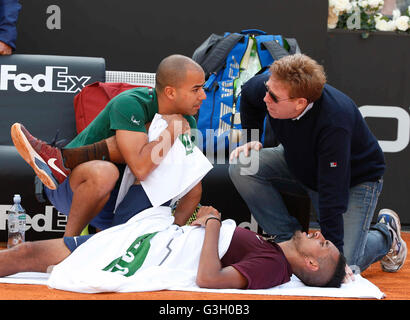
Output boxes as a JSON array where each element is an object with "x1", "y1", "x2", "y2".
[{"x1": 0, "y1": 206, "x2": 346, "y2": 290}]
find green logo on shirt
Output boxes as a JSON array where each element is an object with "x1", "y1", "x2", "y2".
[{"x1": 179, "y1": 133, "x2": 194, "y2": 155}]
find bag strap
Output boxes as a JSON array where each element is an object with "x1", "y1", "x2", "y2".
[
  {"x1": 192, "y1": 33, "x2": 224, "y2": 65},
  {"x1": 260, "y1": 40, "x2": 290, "y2": 61},
  {"x1": 199, "y1": 33, "x2": 244, "y2": 77},
  {"x1": 284, "y1": 38, "x2": 301, "y2": 54}
]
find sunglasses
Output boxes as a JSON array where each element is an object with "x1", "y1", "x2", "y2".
[{"x1": 264, "y1": 81, "x2": 294, "y2": 103}]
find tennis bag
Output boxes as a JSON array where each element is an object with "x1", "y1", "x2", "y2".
[
  {"x1": 192, "y1": 29, "x2": 300, "y2": 154},
  {"x1": 73, "y1": 82, "x2": 146, "y2": 134}
]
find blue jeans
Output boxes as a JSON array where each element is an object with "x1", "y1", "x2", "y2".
[{"x1": 229, "y1": 145, "x2": 391, "y2": 272}]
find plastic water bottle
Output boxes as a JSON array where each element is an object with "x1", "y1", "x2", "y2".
[{"x1": 7, "y1": 194, "x2": 26, "y2": 248}]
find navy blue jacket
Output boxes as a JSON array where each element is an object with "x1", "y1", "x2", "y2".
[
  {"x1": 0, "y1": 0, "x2": 21, "y2": 50},
  {"x1": 240, "y1": 73, "x2": 385, "y2": 251}
]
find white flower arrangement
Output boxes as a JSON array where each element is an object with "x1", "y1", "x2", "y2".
[{"x1": 328, "y1": 1, "x2": 410, "y2": 34}]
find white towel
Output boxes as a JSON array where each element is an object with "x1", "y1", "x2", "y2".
[
  {"x1": 171, "y1": 274, "x2": 385, "y2": 299},
  {"x1": 115, "y1": 113, "x2": 213, "y2": 210},
  {"x1": 47, "y1": 206, "x2": 236, "y2": 293}
]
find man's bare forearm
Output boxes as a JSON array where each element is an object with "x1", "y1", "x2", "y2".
[
  {"x1": 173, "y1": 182, "x2": 202, "y2": 226},
  {"x1": 193, "y1": 206, "x2": 247, "y2": 289},
  {"x1": 121, "y1": 120, "x2": 184, "y2": 181},
  {"x1": 196, "y1": 218, "x2": 222, "y2": 284},
  {"x1": 133, "y1": 129, "x2": 176, "y2": 180}
]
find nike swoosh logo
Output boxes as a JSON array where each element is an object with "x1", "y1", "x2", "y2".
[{"x1": 47, "y1": 158, "x2": 68, "y2": 177}]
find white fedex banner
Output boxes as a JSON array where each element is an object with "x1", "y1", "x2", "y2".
[{"x1": 0, "y1": 205, "x2": 67, "y2": 233}]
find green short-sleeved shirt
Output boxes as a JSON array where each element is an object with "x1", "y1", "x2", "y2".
[{"x1": 66, "y1": 87, "x2": 197, "y2": 149}]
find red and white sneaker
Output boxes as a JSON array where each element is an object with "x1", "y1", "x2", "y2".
[{"x1": 11, "y1": 123, "x2": 71, "y2": 190}]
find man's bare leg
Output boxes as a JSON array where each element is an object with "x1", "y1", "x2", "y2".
[
  {"x1": 0, "y1": 239, "x2": 70, "y2": 277},
  {"x1": 64, "y1": 160, "x2": 119, "y2": 237}
]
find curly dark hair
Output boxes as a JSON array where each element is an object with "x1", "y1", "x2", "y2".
[
  {"x1": 297, "y1": 252, "x2": 347, "y2": 288},
  {"x1": 323, "y1": 253, "x2": 347, "y2": 288}
]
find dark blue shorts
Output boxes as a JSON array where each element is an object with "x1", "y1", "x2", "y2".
[
  {"x1": 45, "y1": 180, "x2": 171, "y2": 231},
  {"x1": 111, "y1": 184, "x2": 171, "y2": 226},
  {"x1": 45, "y1": 178, "x2": 119, "y2": 231}
]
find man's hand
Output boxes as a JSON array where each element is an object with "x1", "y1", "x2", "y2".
[
  {"x1": 162, "y1": 114, "x2": 190, "y2": 141},
  {"x1": 229, "y1": 141, "x2": 262, "y2": 162},
  {"x1": 343, "y1": 265, "x2": 355, "y2": 283},
  {"x1": 0, "y1": 41, "x2": 12, "y2": 55},
  {"x1": 116, "y1": 114, "x2": 190, "y2": 181},
  {"x1": 191, "y1": 206, "x2": 221, "y2": 227}
]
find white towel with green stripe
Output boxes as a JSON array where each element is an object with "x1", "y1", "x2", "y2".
[{"x1": 47, "y1": 206, "x2": 236, "y2": 293}]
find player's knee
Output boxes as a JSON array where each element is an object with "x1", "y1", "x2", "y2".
[
  {"x1": 89, "y1": 161, "x2": 119, "y2": 185},
  {"x1": 73, "y1": 161, "x2": 119, "y2": 197},
  {"x1": 70, "y1": 161, "x2": 119, "y2": 196},
  {"x1": 72, "y1": 160, "x2": 118, "y2": 178}
]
